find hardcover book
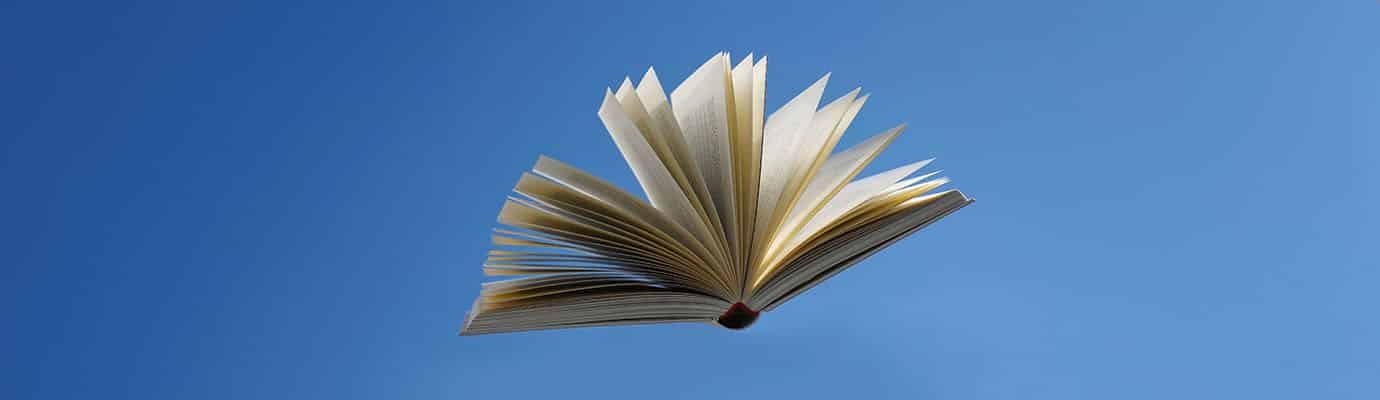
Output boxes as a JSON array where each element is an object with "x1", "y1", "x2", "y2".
[{"x1": 461, "y1": 53, "x2": 972, "y2": 335}]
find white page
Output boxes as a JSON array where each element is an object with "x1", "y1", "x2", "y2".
[
  {"x1": 753, "y1": 73, "x2": 829, "y2": 261},
  {"x1": 768, "y1": 89, "x2": 860, "y2": 227},
  {"x1": 597, "y1": 90, "x2": 728, "y2": 273},
  {"x1": 756, "y1": 160, "x2": 931, "y2": 283},
  {"x1": 636, "y1": 67, "x2": 729, "y2": 263},
  {"x1": 771, "y1": 125, "x2": 905, "y2": 255},
  {"x1": 751, "y1": 190, "x2": 972, "y2": 311},
  {"x1": 670, "y1": 53, "x2": 738, "y2": 259}
]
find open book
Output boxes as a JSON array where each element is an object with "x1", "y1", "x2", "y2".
[{"x1": 461, "y1": 53, "x2": 972, "y2": 335}]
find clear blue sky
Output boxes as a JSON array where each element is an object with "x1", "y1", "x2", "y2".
[{"x1": 4, "y1": 1, "x2": 1377, "y2": 399}]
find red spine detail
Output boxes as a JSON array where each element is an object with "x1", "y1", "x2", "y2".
[{"x1": 716, "y1": 302, "x2": 759, "y2": 330}]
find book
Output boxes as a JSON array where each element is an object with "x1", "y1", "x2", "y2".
[{"x1": 460, "y1": 52, "x2": 972, "y2": 335}]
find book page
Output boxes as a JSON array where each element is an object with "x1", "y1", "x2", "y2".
[
  {"x1": 635, "y1": 67, "x2": 733, "y2": 268},
  {"x1": 461, "y1": 283, "x2": 730, "y2": 335},
  {"x1": 728, "y1": 54, "x2": 759, "y2": 297},
  {"x1": 670, "y1": 53, "x2": 739, "y2": 267},
  {"x1": 766, "y1": 124, "x2": 902, "y2": 263},
  {"x1": 614, "y1": 79, "x2": 722, "y2": 251},
  {"x1": 751, "y1": 73, "x2": 828, "y2": 270},
  {"x1": 532, "y1": 157, "x2": 704, "y2": 256},
  {"x1": 749, "y1": 190, "x2": 972, "y2": 311},
  {"x1": 598, "y1": 91, "x2": 732, "y2": 280},
  {"x1": 511, "y1": 171, "x2": 726, "y2": 282},
  {"x1": 758, "y1": 89, "x2": 862, "y2": 262},
  {"x1": 754, "y1": 159, "x2": 931, "y2": 285}
]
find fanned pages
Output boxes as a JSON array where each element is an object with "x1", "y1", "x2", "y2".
[{"x1": 461, "y1": 53, "x2": 973, "y2": 336}]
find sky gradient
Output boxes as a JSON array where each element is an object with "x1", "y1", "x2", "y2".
[{"x1": 5, "y1": 1, "x2": 1378, "y2": 399}]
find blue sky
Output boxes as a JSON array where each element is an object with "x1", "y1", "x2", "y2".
[{"x1": 4, "y1": 1, "x2": 1377, "y2": 398}]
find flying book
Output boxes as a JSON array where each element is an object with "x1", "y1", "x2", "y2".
[{"x1": 460, "y1": 53, "x2": 972, "y2": 335}]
